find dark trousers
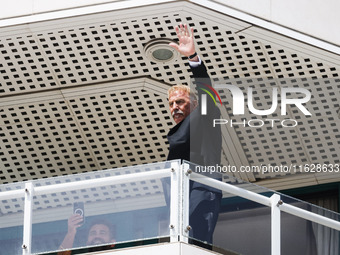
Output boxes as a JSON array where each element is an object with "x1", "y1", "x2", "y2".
[{"x1": 189, "y1": 190, "x2": 222, "y2": 244}]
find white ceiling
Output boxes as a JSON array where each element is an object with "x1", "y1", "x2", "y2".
[{"x1": 0, "y1": 1, "x2": 339, "y2": 191}]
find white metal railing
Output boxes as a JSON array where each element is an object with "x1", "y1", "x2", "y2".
[
  {"x1": 188, "y1": 170, "x2": 340, "y2": 254},
  {"x1": 189, "y1": 171, "x2": 340, "y2": 231},
  {"x1": 0, "y1": 161, "x2": 339, "y2": 255}
]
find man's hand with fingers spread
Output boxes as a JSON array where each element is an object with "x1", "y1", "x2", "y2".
[{"x1": 169, "y1": 23, "x2": 198, "y2": 61}]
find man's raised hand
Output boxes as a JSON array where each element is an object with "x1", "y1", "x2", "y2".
[{"x1": 169, "y1": 23, "x2": 196, "y2": 57}]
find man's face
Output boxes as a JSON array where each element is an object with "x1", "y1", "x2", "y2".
[
  {"x1": 168, "y1": 90, "x2": 197, "y2": 124},
  {"x1": 86, "y1": 224, "x2": 112, "y2": 246}
]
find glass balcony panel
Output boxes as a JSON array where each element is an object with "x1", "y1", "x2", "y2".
[
  {"x1": 183, "y1": 161, "x2": 272, "y2": 254},
  {"x1": 28, "y1": 160, "x2": 175, "y2": 254},
  {"x1": 1, "y1": 160, "x2": 339, "y2": 255},
  {"x1": 183, "y1": 161, "x2": 339, "y2": 255},
  {"x1": 280, "y1": 193, "x2": 339, "y2": 255},
  {"x1": 0, "y1": 182, "x2": 25, "y2": 255}
]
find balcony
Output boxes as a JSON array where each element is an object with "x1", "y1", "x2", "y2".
[{"x1": 0, "y1": 160, "x2": 339, "y2": 255}]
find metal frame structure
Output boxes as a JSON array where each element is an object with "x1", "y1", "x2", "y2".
[{"x1": 0, "y1": 161, "x2": 339, "y2": 255}]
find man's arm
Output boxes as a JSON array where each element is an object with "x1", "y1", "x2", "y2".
[
  {"x1": 169, "y1": 24, "x2": 217, "y2": 113},
  {"x1": 58, "y1": 214, "x2": 83, "y2": 254}
]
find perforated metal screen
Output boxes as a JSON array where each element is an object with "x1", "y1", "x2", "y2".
[
  {"x1": 0, "y1": 82, "x2": 171, "y2": 182},
  {"x1": 0, "y1": 1, "x2": 339, "y2": 189}
]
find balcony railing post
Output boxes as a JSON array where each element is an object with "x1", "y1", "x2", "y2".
[
  {"x1": 270, "y1": 193, "x2": 281, "y2": 255},
  {"x1": 180, "y1": 163, "x2": 190, "y2": 243},
  {"x1": 169, "y1": 161, "x2": 180, "y2": 242},
  {"x1": 22, "y1": 182, "x2": 34, "y2": 255}
]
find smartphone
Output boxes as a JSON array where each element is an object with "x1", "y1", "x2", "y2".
[{"x1": 73, "y1": 202, "x2": 85, "y2": 225}]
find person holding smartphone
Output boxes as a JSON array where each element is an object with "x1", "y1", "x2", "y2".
[{"x1": 58, "y1": 214, "x2": 115, "y2": 254}]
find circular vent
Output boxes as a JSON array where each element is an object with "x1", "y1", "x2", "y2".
[{"x1": 144, "y1": 38, "x2": 179, "y2": 64}]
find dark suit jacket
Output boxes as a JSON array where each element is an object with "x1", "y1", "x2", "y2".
[
  {"x1": 167, "y1": 61, "x2": 222, "y2": 169},
  {"x1": 166, "y1": 61, "x2": 222, "y2": 213}
]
